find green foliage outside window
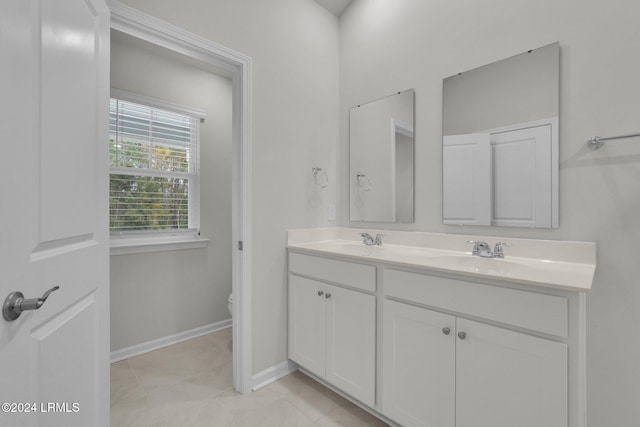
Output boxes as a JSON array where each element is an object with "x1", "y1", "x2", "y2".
[
  {"x1": 109, "y1": 139, "x2": 190, "y2": 232},
  {"x1": 109, "y1": 96, "x2": 198, "y2": 233}
]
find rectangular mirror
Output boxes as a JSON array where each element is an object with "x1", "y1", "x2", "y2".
[
  {"x1": 442, "y1": 42, "x2": 559, "y2": 228},
  {"x1": 350, "y1": 89, "x2": 415, "y2": 223}
]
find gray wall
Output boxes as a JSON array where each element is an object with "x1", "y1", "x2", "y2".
[
  {"x1": 117, "y1": 0, "x2": 340, "y2": 373},
  {"x1": 340, "y1": 0, "x2": 640, "y2": 425},
  {"x1": 443, "y1": 42, "x2": 558, "y2": 135},
  {"x1": 110, "y1": 31, "x2": 233, "y2": 351}
]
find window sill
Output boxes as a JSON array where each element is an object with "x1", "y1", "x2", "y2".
[{"x1": 110, "y1": 236, "x2": 209, "y2": 256}]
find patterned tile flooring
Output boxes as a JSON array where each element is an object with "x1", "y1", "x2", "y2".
[{"x1": 111, "y1": 328, "x2": 389, "y2": 426}]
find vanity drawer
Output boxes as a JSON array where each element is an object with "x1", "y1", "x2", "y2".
[
  {"x1": 383, "y1": 268, "x2": 568, "y2": 337},
  {"x1": 289, "y1": 252, "x2": 376, "y2": 292}
]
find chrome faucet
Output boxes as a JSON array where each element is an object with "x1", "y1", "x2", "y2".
[
  {"x1": 360, "y1": 233, "x2": 383, "y2": 246},
  {"x1": 467, "y1": 240, "x2": 511, "y2": 258},
  {"x1": 492, "y1": 242, "x2": 511, "y2": 258},
  {"x1": 467, "y1": 240, "x2": 493, "y2": 257}
]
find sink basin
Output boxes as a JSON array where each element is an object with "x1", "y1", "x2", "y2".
[{"x1": 429, "y1": 255, "x2": 529, "y2": 276}]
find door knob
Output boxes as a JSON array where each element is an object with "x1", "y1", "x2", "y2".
[
  {"x1": 318, "y1": 291, "x2": 324, "y2": 297},
  {"x1": 458, "y1": 331, "x2": 467, "y2": 340},
  {"x1": 442, "y1": 327, "x2": 451, "y2": 335},
  {"x1": 325, "y1": 293, "x2": 331, "y2": 299},
  {"x1": 3, "y1": 286, "x2": 60, "y2": 321}
]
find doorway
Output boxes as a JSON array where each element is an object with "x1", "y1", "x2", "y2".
[{"x1": 109, "y1": 2, "x2": 253, "y2": 394}]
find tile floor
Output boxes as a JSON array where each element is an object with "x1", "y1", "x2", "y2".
[{"x1": 111, "y1": 328, "x2": 389, "y2": 426}]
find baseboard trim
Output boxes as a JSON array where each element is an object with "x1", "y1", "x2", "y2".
[
  {"x1": 251, "y1": 360, "x2": 298, "y2": 391},
  {"x1": 110, "y1": 318, "x2": 232, "y2": 363}
]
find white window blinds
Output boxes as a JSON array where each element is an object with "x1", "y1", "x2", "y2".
[{"x1": 109, "y1": 97, "x2": 200, "y2": 233}]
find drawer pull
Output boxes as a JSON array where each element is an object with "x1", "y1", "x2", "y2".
[
  {"x1": 318, "y1": 291, "x2": 324, "y2": 297},
  {"x1": 442, "y1": 327, "x2": 451, "y2": 335},
  {"x1": 458, "y1": 331, "x2": 467, "y2": 340}
]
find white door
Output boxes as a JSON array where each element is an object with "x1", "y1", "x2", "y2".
[
  {"x1": 491, "y1": 124, "x2": 553, "y2": 227},
  {"x1": 382, "y1": 300, "x2": 455, "y2": 427},
  {"x1": 442, "y1": 133, "x2": 491, "y2": 225},
  {"x1": 455, "y1": 318, "x2": 568, "y2": 427},
  {"x1": 0, "y1": 0, "x2": 110, "y2": 426},
  {"x1": 325, "y1": 285, "x2": 375, "y2": 407},
  {"x1": 288, "y1": 275, "x2": 326, "y2": 378}
]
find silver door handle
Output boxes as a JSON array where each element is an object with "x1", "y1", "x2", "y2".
[{"x1": 3, "y1": 286, "x2": 60, "y2": 321}]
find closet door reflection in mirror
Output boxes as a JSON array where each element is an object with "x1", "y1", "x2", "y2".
[
  {"x1": 350, "y1": 89, "x2": 415, "y2": 223},
  {"x1": 442, "y1": 43, "x2": 559, "y2": 228}
]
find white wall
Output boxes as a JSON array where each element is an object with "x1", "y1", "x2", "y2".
[
  {"x1": 110, "y1": 31, "x2": 233, "y2": 351},
  {"x1": 340, "y1": 0, "x2": 640, "y2": 425},
  {"x1": 443, "y1": 42, "x2": 558, "y2": 135},
  {"x1": 116, "y1": 0, "x2": 340, "y2": 373}
]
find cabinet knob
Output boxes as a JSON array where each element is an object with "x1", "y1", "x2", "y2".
[
  {"x1": 442, "y1": 327, "x2": 451, "y2": 335},
  {"x1": 458, "y1": 331, "x2": 467, "y2": 340},
  {"x1": 317, "y1": 291, "x2": 324, "y2": 297},
  {"x1": 325, "y1": 293, "x2": 331, "y2": 299}
]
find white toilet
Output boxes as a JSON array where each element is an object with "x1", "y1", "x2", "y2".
[{"x1": 227, "y1": 293, "x2": 233, "y2": 318}]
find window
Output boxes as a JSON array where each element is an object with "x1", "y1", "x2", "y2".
[{"x1": 109, "y1": 92, "x2": 202, "y2": 245}]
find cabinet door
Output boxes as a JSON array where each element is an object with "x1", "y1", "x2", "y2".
[
  {"x1": 382, "y1": 299, "x2": 456, "y2": 427},
  {"x1": 491, "y1": 124, "x2": 553, "y2": 228},
  {"x1": 288, "y1": 275, "x2": 326, "y2": 378},
  {"x1": 443, "y1": 133, "x2": 491, "y2": 226},
  {"x1": 325, "y1": 284, "x2": 376, "y2": 407},
  {"x1": 456, "y1": 318, "x2": 568, "y2": 427}
]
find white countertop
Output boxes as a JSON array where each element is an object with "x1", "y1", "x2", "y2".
[{"x1": 287, "y1": 228, "x2": 596, "y2": 292}]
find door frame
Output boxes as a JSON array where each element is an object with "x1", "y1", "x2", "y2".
[{"x1": 108, "y1": 0, "x2": 253, "y2": 394}]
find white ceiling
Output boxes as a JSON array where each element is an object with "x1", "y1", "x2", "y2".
[{"x1": 313, "y1": 0, "x2": 354, "y2": 16}]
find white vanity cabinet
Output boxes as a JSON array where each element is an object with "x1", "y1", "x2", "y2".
[
  {"x1": 287, "y1": 236, "x2": 589, "y2": 427},
  {"x1": 288, "y1": 252, "x2": 376, "y2": 407},
  {"x1": 382, "y1": 268, "x2": 571, "y2": 427}
]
